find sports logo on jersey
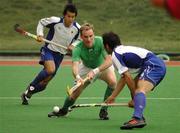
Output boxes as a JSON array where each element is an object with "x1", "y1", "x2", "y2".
[{"x1": 88, "y1": 48, "x2": 93, "y2": 52}]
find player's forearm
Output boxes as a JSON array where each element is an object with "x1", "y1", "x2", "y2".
[
  {"x1": 93, "y1": 55, "x2": 112, "y2": 74},
  {"x1": 72, "y1": 62, "x2": 80, "y2": 79},
  {"x1": 71, "y1": 39, "x2": 81, "y2": 47},
  {"x1": 36, "y1": 21, "x2": 44, "y2": 36},
  {"x1": 124, "y1": 72, "x2": 136, "y2": 97},
  {"x1": 100, "y1": 56, "x2": 112, "y2": 71}
]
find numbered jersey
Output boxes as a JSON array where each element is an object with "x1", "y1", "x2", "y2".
[{"x1": 112, "y1": 45, "x2": 152, "y2": 74}]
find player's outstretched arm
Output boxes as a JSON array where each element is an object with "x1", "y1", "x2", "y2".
[{"x1": 106, "y1": 77, "x2": 126, "y2": 103}]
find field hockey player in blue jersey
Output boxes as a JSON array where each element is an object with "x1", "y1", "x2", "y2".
[
  {"x1": 101, "y1": 32, "x2": 166, "y2": 130},
  {"x1": 21, "y1": 3, "x2": 81, "y2": 105}
]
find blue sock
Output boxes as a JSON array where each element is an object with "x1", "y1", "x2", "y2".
[
  {"x1": 27, "y1": 69, "x2": 50, "y2": 96},
  {"x1": 31, "y1": 84, "x2": 46, "y2": 94},
  {"x1": 133, "y1": 92, "x2": 146, "y2": 119},
  {"x1": 31, "y1": 69, "x2": 50, "y2": 85},
  {"x1": 26, "y1": 83, "x2": 47, "y2": 97}
]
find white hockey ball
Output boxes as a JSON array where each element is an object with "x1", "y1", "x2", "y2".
[{"x1": 53, "y1": 106, "x2": 60, "y2": 112}]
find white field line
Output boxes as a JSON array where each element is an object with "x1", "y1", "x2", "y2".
[{"x1": 0, "y1": 97, "x2": 180, "y2": 100}]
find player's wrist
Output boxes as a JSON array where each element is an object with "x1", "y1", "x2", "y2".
[
  {"x1": 76, "y1": 74, "x2": 81, "y2": 80},
  {"x1": 92, "y1": 68, "x2": 100, "y2": 75},
  {"x1": 36, "y1": 35, "x2": 43, "y2": 42}
]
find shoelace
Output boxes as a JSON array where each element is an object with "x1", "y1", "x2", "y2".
[{"x1": 128, "y1": 119, "x2": 138, "y2": 124}]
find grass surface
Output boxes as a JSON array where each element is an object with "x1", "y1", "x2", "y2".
[
  {"x1": 0, "y1": 0, "x2": 180, "y2": 52},
  {"x1": 0, "y1": 66, "x2": 180, "y2": 133}
]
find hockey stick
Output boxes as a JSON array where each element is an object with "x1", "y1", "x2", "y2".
[
  {"x1": 14, "y1": 24, "x2": 67, "y2": 50},
  {"x1": 70, "y1": 103, "x2": 128, "y2": 109},
  {"x1": 67, "y1": 77, "x2": 89, "y2": 96}
]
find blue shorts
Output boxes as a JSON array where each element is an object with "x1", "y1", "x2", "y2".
[
  {"x1": 138, "y1": 54, "x2": 166, "y2": 87},
  {"x1": 39, "y1": 46, "x2": 64, "y2": 70}
]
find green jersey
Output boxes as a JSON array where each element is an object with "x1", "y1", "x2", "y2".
[{"x1": 72, "y1": 36, "x2": 107, "y2": 68}]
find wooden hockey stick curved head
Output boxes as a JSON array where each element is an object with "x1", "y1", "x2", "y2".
[
  {"x1": 66, "y1": 86, "x2": 71, "y2": 96},
  {"x1": 14, "y1": 24, "x2": 68, "y2": 49},
  {"x1": 14, "y1": 24, "x2": 20, "y2": 30},
  {"x1": 66, "y1": 77, "x2": 90, "y2": 96},
  {"x1": 14, "y1": 24, "x2": 26, "y2": 35}
]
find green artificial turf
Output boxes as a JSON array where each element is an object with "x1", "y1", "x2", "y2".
[{"x1": 0, "y1": 66, "x2": 180, "y2": 133}]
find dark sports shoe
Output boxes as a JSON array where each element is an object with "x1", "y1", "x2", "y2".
[
  {"x1": 99, "y1": 109, "x2": 109, "y2": 120},
  {"x1": 120, "y1": 117, "x2": 146, "y2": 130},
  {"x1": 123, "y1": 116, "x2": 146, "y2": 125},
  {"x1": 48, "y1": 108, "x2": 68, "y2": 117},
  {"x1": 21, "y1": 93, "x2": 29, "y2": 105}
]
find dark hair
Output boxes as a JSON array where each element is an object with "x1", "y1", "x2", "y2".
[
  {"x1": 63, "y1": 3, "x2": 78, "y2": 16},
  {"x1": 102, "y1": 32, "x2": 121, "y2": 50}
]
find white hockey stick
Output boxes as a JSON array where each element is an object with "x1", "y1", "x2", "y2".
[
  {"x1": 70, "y1": 103, "x2": 128, "y2": 109},
  {"x1": 14, "y1": 24, "x2": 67, "y2": 50}
]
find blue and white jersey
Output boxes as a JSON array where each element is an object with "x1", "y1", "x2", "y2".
[
  {"x1": 37, "y1": 16, "x2": 80, "y2": 54},
  {"x1": 112, "y1": 45, "x2": 152, "y2": 74},
  {"x1": 112, "y1": 45, "x2": 166, "y2": 86}
]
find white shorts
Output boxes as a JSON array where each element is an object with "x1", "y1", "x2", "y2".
[{"x1": 78, "y1": 63, "x2": 114, "y2": 82}]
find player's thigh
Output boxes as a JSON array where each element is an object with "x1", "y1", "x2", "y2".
[
  {"x1": 40, "y1": 47, "x2": 56, "y2": 74},
  {"x1": 71, "y1": 83, "x2": 90, "y2": 99},
  {"x1": 99, "y1": 66, "x2": 116, "y2": 87},
  {"x1": 44, "y1": 60, "x2": 56, "y2": 74},
  {"x1": 78, "y1": 63, "x2": 91, "y2": 77},
  {"x1": 136, "y1": 79, "x2": 154, "y2": 94}
]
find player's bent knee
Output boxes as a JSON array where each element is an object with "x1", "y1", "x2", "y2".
[
  {"x1": 108, "y1": 76, "x2": 117, "y2": 89},
  {"x1": 108, "y1": 80, "x2": 117, "y2": 89},
  {"x1": 46, "y1": 68, "x2": 56, "y2": 75},
  {"x1": 135, "y1": 89, "x2": 146, "y2": 94}
]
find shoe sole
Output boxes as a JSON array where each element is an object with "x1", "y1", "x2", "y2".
[
  {"x1": 48, "y1": 112, "x2": 68, "y2": 118},
  {"x1": 48, "y1": 114, "x2": 61, "y2": 118},
  {"x1": 99, "y1": 117, "x2": 109, "y2": 120},
  {"x1": 48, "y1": 113, "x2": 56, "y2": 117},
  {"x1": 120, "y1": 123, "x2": 146, "y2": 130},
  {"x1": 135, "y1": 124, "x2": 146, "y2": 128}
]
